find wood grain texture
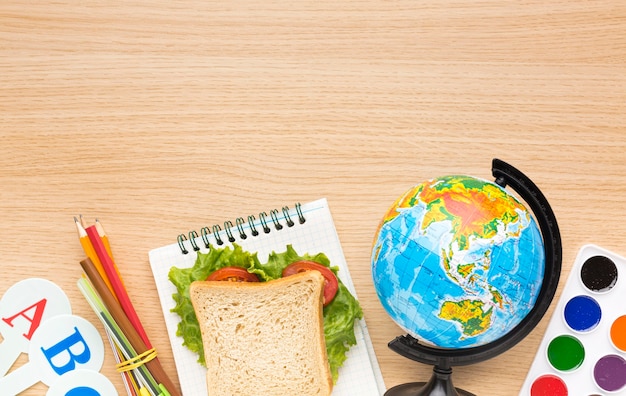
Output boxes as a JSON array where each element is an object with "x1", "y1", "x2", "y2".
[{"x1": 1, "y1": 1, "x2": 625, "y2": 395}]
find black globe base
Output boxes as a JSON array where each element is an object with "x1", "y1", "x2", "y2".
[{"x1": 385, "y1": 365, "x2": 476, "y2": 396}]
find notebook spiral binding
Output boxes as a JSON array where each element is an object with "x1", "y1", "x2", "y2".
[{"x1": 177, "y1": 203, "x2": 306, "y2": 254}]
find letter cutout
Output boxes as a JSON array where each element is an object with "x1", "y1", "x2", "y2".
[
  {"x1": 1, "y1": 299, "x2": 47, "y2": 340},
  {"x1": 40, "y1": 326, "x2": 91, "y2": 375},
  {"x1": 65, "y1": 387, "x2": 101, "y2": 396}
]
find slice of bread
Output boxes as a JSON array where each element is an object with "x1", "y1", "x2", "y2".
[{"x1": 189, "y1": 270, "x2": 333, "y2": 396}]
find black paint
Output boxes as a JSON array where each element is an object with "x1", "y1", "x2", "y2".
[{"x1": 581, "y1": 255, "x2": 618, "y2": 292}]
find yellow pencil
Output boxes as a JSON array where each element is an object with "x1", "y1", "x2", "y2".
[{"x1": 75, "y1": 216, "x2": 116, "y2": 298}]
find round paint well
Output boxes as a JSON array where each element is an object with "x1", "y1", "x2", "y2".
[
  {"x1": 530, "y1": 374, "x2": 568, "y2": 396},
  {"x1": 593, "y1": 354, "x2": 626, "y2": 392},
  {"x1": 547, "y1": 334, "x2": 585, "y2": 371},
  {"x1": 610, "y1": 315, "x2": 626, "y2": 352},
  {"x1": 580, "y1": 255, "x2": 618, "y2": 293},
  {"x1": 563, "y1": 295, "x2": 601, "y2": 332}
]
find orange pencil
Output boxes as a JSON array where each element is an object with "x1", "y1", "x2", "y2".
[
  {"x1": 94, "y1": 219, "x2": 126, "y2": 289},
  {"x1": 95, "y1": 219, "x2": 113, "y2": 258}
]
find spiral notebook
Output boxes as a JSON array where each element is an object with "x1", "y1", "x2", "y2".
[{"x1": 148, "y1": 198, "x2": 386, "y2": 396}]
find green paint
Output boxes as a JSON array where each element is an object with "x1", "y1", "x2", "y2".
[{"x1": 547, "y1": 335, "x2": 585, "y2": 371}]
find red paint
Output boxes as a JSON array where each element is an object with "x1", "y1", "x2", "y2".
[{"x1": 530, "y1": 374, "x2": 568, "y2": 396}]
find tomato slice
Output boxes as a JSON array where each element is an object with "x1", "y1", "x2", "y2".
[
  {"x1": 206, "y1": 267, "x2": 260, "y2": 282},
  {"x1": 282, "y1": 261, "x2": 339, "y2": 306}
]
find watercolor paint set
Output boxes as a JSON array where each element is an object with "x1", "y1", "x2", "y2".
[{"x1": 520, "y1": 244, "x2": 626, "y2": 395}]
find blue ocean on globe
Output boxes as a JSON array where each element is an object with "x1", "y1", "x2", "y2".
[{"x1": 372, "y1": 175, "x2": 545, "y2": 349}]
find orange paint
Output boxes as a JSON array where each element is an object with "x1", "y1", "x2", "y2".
[{"x1": 610, "y1": 315, "x2": 626, "y2": 352}]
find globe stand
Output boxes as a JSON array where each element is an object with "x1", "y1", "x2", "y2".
[
  {"x1": 383, "y1": 159, "x2": 562, "y2": 396},
  {"x1": 384, "y1": 335, "x2": 477, "y2": 396},
  {"x1": 385, "y1": 359, "x2": 476, "y2": 396}
]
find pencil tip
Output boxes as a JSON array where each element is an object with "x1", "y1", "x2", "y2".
[{"x1": 75, "y1": 216, "x2": 87, "y2": 236}]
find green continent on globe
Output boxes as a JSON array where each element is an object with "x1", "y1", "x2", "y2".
[{"x1": 439, "y1": 299, "x2": 492, "y2": 337}]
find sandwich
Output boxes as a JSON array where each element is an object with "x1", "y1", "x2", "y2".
[
  {"x1": 190, "y1": 270, "x2": 333, "y2": 396},
  {"x1": 169, "y1": 244, "x2": 362, "y2": 384}
]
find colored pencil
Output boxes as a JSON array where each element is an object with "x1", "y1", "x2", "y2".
[
  {"x1": 80, "y1": 258, "x2": 180, "y2": 396},
  {"x1": 94, "y1": 218, "x2": 127, "y2": 288},
  {"x1": 85, "y1": 224, "x2": 151, "y2": 348},
  {"x1": 95, "y1": 218, "x2": 129, "y2": 291},
  {"x1": 78, "y1": 276, "x2": 146, "y2": 395},
  {"x1": 75, "y1": 217, "x2": 116, "y2": 297},
  {"x1": 95, "y1": 219, "x2": 114, "y2": 258}
]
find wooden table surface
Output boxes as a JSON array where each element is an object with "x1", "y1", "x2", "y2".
[{"x1": 2, "y1": 1, "x2": 625, "y2": 395}]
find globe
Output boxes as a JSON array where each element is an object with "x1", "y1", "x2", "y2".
[{"x1": 372, "y1": 174, "x2": 546, "y2": 349}]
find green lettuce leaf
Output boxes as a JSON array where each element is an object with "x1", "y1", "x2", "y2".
[{"x1": 168, "y1": 243, "x2": 363, "y2": 383}]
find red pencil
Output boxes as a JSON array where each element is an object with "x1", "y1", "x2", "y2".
[{"x1": 85, "y1": 225, "x2": 152, "y2": 348}]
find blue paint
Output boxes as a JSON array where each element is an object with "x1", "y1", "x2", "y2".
[{"x1": 564, "y1": 295, "x2": 601, "y2": 332}]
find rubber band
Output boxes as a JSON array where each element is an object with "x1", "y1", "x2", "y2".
[{"x1": 116, "y1": 348, "x2": 158, "y2": 373}]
